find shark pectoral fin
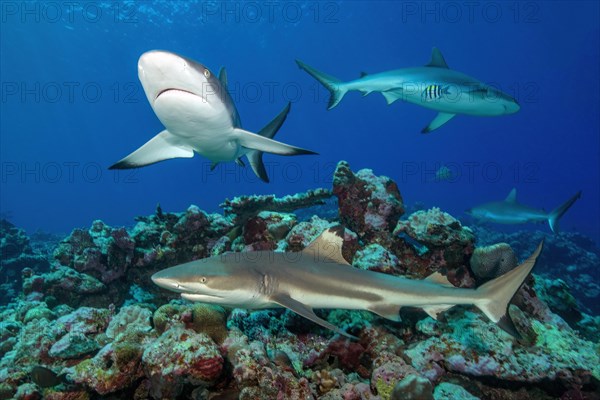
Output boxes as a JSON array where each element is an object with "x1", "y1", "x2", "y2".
[
  {"x1": 422, "y1": 305, "x2": 453, "y2": 320},
  {"x1": 367, "y1": 304, "x2": 402, "y2": 322},
  {"x1": 247, "y1": 103, "x2": 292, "y2": 183},
  {"x1": 235, "y1": 128, "x2": 317, "y2": 157},
  {"x1": 302, "y1": 226, "x2": 350, "y2": 265},
  {"x1": 381, "y1": 88, "x2": 404, "y2": 105},
  {"x1": 270, "y1": 293, "x2": 357, "y2": 339},
  {"x1": 421, "y1": 112, "x2": 456, "y2": 134},
  {"x1": 109, "y1": 130, "x2": 194, "y2": 169},
  {"x1": 424, "y1": 272, "x2": 454, "y2": 288},
  {"x1": 210, "y1": 162, "x2": 218, "y2": 171},
  {"x1": 235, "y1": 157, "x2": 245, "y2": 167}
]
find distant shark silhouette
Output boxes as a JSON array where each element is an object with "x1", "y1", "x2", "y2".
[
  {"x1": 152, "y1": 226, "x2": 543, "y2": 339},
  {"x1": 110, "y1": 50, "x2": 316, "y2": 182},
  {"x1": 467, "y1": 188, "x2": 582, "y2": 233},
  {"x1": 296, "y1": 48, "x2": 520, "y2": 133}
]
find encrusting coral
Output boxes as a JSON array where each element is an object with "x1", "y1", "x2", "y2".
[
  {"x1": 0, "y1": 161, "x2": 598, "y2": 400},
  {"x1": 470, "y1": 242, "x2": 518, "y2": 279}
]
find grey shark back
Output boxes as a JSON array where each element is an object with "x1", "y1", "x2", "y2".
[
  {"x1": 296, "y1": 47, "x2": 519, "y2": 133},
  {"x1": 469, "y1": 188, "x2": 581, "y2": 233}
]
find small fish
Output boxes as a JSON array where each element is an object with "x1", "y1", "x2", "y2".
[
  {"x1": 435, "y1": 165, "x2": 455, "y2": 181},
  {"x1": 422, "y1": 84, "x2": 449, "y2": 101},
  {"x1": 30, "y1": 366, "x2": 63, "y2": 388}
]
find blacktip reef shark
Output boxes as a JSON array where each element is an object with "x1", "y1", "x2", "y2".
[
  {"x1": 296, "y1": 48, "x2": 520, "y2": 133},
  {"x1": 152, "y1": 226, "x2": 543, "y2": 339},
  {"x1": 109, "y1": 50, "x2": 316, "y2": 182},
  {"x1": 467, "y1": 188, "x2": 582, "y2": 233}
]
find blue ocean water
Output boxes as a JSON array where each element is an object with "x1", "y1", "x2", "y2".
[{"x1": 1, "y1": 0, "x2": 599, "y2": 243}]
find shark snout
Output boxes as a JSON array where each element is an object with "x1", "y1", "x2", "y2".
[{"x1": 151, "y1": 271, "x2": 182, "y2": 292}]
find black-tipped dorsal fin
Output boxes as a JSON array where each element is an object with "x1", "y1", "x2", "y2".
[
  {"x1": 426, "y1": 47, "x2": 449, "y2": 69},
  {"x1": 424, "y1": 272, "x2": 454, "y2": 288},
  {"x1": 360, "y1": 71, "x2": 368, "y2": 78},
  {"x1": 218, "y1": 67, "x2": 228, "y2": 89},
  {"x1": 302, "y1": 226, "x2": 349, "y2": 265},
  {"x1": 505, "y1": 188, "x2": 517, "y2": 203}
]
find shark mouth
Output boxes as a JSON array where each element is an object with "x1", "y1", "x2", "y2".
[{"x1": 155, "y1": 88, "x2": 205, "y2": 101}]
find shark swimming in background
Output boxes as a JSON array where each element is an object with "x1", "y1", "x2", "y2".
[
  {"x1": 152, "y1": 226, "x2": 543, "y2": 339},
  {"x1": 467, "y1": 188, "x2": 582, "y2": 233},
  {"x1": 296, "y1": 48, "x2": 520, "y2": 133},
  {"x1": 110, "y1": 50, "x2": 316, "y2": 182}
]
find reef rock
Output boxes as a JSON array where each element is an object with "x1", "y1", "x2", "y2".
[
  {"x1": 0, "y1": 219, "x2": 49, "y2": 304},
  {"x1": 220, "y1": 188, "x2": 332, "y2": 226},
  {"x1": 53, "y1": 220, "x2": 134, "y2": 284},
  {"x1": 470, "y1": 242, "x2": 518, "y2": 279},
  {"x1": 142, "y1": 324, "x2": 223, "y2": 399},
  {"x1": 333, "y1": 161, "x2": 404, "y2": 243},
  {"x1": 406, "y1": 308, "x2": 600, "y2": 389}
]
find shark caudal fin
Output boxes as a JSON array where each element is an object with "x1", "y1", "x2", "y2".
[
  {"x1": 109, "y1": 130, "x2": 194, "y2": 169},
  {"x1": 474, "y1": 242, "x2": 543, "y2": 338},
  {"x1": 296, "y1": 60, "x2": 348, "y2": 110},
  {"x1": 246, "y1": 103, "x2": 291, "y2": 183},
  {"x1": 548, "y1": 191, "x2": 581, "y2": 233}
]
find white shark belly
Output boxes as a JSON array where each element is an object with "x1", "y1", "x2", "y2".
[{"x1": 152, "y1": 90, "x2": 242, "y2": 162}]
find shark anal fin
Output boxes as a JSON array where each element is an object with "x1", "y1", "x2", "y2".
[
  {"x1": 270, "y1": 293, "x2": 357, "y2": 339},
  {"x1": 367, "y1": 304, "x2": 402, "y2": 322},
  {"x1": 109, "y1": 129, "x2": 194, "y2": 169},
  {"x1": 426, "y1": 47, "x2": 449, "y2": 69},
  {"x1": 421, "y1": 112, "x2": 456, "y2": 134},
  {"x1": 422, "y1": 305, "x2": 453, "y2": 320},
  {"x1": 302, "y1": 226, "x2": 349, "y2": 265},
  {"x1": 381, "y1": 88, "x2": 404, "y2": 105}
]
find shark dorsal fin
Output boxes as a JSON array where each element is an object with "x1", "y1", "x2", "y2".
[
  {"x1": 425, "y1": 47, "x2": 449, "y2": 69},
  {"x1": 424, "y1": 272, "x2": 454, "y2": 288},
  {"x1": 218, "y1": 67, "x2": 228, "y2": 89},
  {"x1": 505, "y1": 188, "x2": 517, "y2": 203},
  {"x1": 302, "y1": 226, "x2": 349, "y2": 265}
]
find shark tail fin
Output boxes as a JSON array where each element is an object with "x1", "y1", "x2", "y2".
[
  {"x1": 474, "y1": 241, "x2": 543, "y2": 339},
  {"x1": 247, "y1": 103, "x2": 292, "y2": 183},
  {"x1": 296, "y1": 60, "x2": 347, "y2": 110},
  {"x1": 548, "y1": 191, "x2": 581, "y2": 234}
]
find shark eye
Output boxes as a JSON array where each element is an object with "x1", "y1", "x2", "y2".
[
  {"x1": 200, "y1": 277, "x2": 207, "y2": 284},
  {"x1": 204, "y1": 69, "x2": 210, "y2": 78}
]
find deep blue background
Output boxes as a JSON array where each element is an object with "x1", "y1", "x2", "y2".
[{"x1": 1, "y1": 1, "x2": 599, "y2": 243}]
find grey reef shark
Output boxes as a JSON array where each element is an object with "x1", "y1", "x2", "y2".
[
  {"x1": 467, "y1": 188, "x2": 582, "y2": 233},
  {"x1": 110, "y1": 50, "x2": 317, "y2": 182},
  {"x1": 152, "y1": 226, "x2": 543, "y2": 340},
  {"x1": 296, "y1": 48, "x2": 520, "y2": 133}
]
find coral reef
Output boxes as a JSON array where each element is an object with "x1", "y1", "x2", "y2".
[
  {"x1": 470, "y1": 242, "x2": 518, "y2": 279},
  {"x1": 333, "y1": 161, "x2": 404, "y2": 244},
  {"x1": 220, "y1": 188, "x2": 333, "y2": 225},
  {"x1": 0, "y1": 219, "x2": 49, "y2": 304},
  {"x1": 472, "y1": 226, "x2": 600, "y2": 314},
  {"x1": 0, "y1": 162, "x2": 598, "y2": 400}
]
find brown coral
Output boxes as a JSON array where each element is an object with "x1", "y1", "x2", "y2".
[{"x1": 470, "y1": 243, "x2": 518, "y2": 279}]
